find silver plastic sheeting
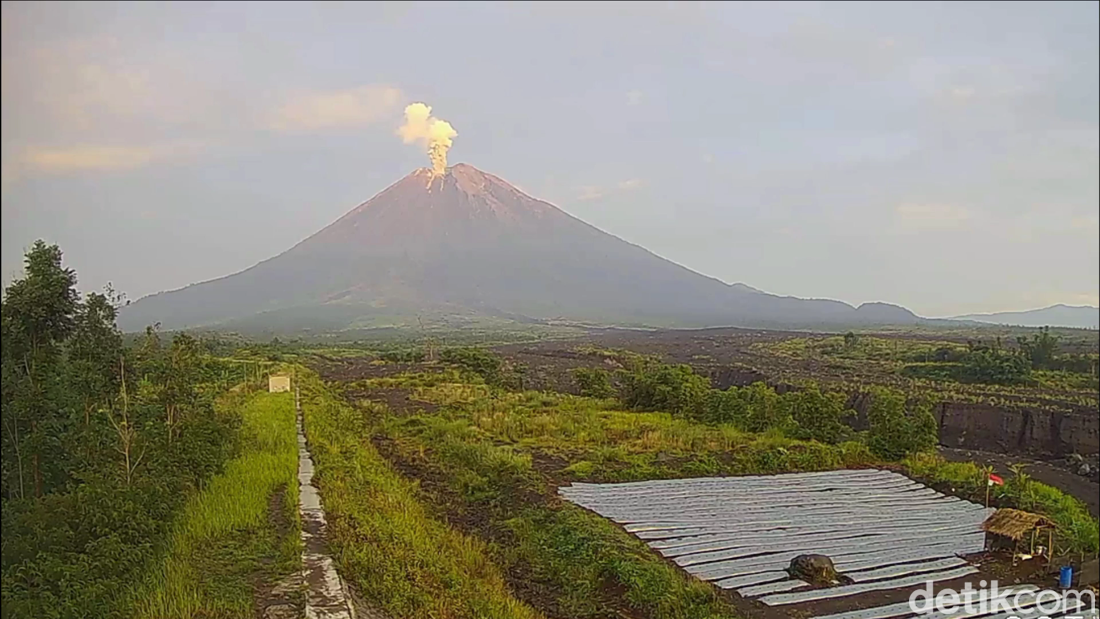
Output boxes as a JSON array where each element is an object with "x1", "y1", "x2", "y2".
[
  {"x1": 920, "y1": 588, "x2": 1045, "y2": 619},
  {"x1": 558, "y1": 469, "x2": 994, "y2": 612},
  {"x1": 845, "y1": 557, "x2": 967, "y2": 583},
  {"x1": 758, "y1": 565, "x2": 979, "y2": 606},
  {"x1": 738, "y1": 578, "x2": 811, "y2": 597},
  {"x1": 809, "y1": 585, "x2": 1040, "y2": 619}
]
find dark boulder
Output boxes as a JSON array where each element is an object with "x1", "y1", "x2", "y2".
[{"x1": 788, "y1": 554, "x2": 842, "y2": 585}]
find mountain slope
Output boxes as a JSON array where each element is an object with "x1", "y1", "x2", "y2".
[
  {"x1": 951, "y1": 305, "x2": 1099, "y2": 329},
  {"x1": 119, "y1": 164, "x2": 918, "y2": 332}
]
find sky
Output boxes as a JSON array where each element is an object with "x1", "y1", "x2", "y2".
[{"x1": 2, "y1": 1, "x2": 1097, "y2": 318}]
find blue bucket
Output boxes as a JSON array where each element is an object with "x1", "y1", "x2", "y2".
[{"x1": 1059, "y1": 566, "x2": 1073, "y2": 588}]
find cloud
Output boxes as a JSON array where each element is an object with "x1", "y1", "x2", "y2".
[
  {"x1": 8, "y1": 142, "x2": 203, "y2": 176},
  {"x1": 2, "y1": 36, "x2": 220, "y2": 141},
  {"x1": 269, "y1": 85, "x2": 404, "y2": 132},
  {"x1": 949, "y1": 86, "x2": 977, "y2": 101},
  {"x1": 576, "y1": 178, "x2": 644, "y2": 201},
  {"x1": 576, "y1": 186, "x2": 608, "y2": 201},
  {"x1": 1071, "y1": 215, "x2": 1100, "y2": 232},
  {"x1": 626, "y1": 90, "x2": 644, "y2": 106},
  {"x1": 894, "y1": 203, "x2": 974, "y2": 232}
]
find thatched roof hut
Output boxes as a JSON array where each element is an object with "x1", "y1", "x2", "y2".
[{"x1": 982, "y1": 509, "x2": 1052, "y2": 541}]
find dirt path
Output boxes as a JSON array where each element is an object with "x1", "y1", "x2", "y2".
[{"x1": 296, "y1": 388, "x2": 357, "y2": 619}]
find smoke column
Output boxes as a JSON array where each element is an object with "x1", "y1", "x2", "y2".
[{"x1": 397, "y1": 102, "x2": 457, "y2": 175}]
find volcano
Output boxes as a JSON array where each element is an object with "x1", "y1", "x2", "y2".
[{"x1": 118, "y1": 164, "x2": 918, "y2": 331}]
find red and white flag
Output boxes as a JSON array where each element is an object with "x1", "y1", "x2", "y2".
[{"x1": 987, "y1": 473, "x2": 1004, "y2": 487}]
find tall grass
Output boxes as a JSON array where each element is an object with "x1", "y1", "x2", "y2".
[
  {"x1": 297, "y1": 370, "x2": 541, "y2": 619},
  {"x1": 377, "y1": 396, "x2": 743, "y2": 617},
  {"x1": 394, "y1": 380, "x2": 874, "y2": 480},
  {"x1": 131, "y1": 391, "x2": 300, "y2": 619}
]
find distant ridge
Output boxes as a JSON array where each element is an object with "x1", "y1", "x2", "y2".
[
  {"x1": 951, "y1": 304, "x2": 1099, "y2": 329},
  {"x1": 119, "y1": 163, "x2": 925, "y2": 332}
]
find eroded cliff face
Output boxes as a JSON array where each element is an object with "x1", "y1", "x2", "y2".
[{"x1": 934, "y1": 402, "x2": 1099, "y2": 457}]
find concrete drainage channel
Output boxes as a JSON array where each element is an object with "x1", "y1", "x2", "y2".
[{"x1": 296, "y1": 387, "x2": 357, "y2": 619}]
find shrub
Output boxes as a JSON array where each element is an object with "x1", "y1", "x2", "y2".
[
  {"x1": 572, "y1": 367, "x2": 615, "y2": 398},
  {"x1": 865, "y1": 387, "x2": 938, "y2": 460},
  {"x1": 958, "y1": 349, "x2": 1032, "y2": 385},
  {"x1": 617, "y1": 363, "x2": 710, "y2": 418},
  {"x1": 379, "y1": 350, "x2": 426, "y2": 363},
  {"x1": 900, "y1": 362, "x2": 966, "y2": 381},
  {"x1": 440, "y1": 347, "x2": 503, "y2": 383},
  {"x1": 783, "y1": 387, "x2": 853, "y2": 445}
]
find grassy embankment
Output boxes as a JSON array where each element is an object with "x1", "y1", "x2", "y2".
[
  {"x1": 297, "y1": 369, "x2": 542, "y2": 619},
  {"x1": 131, "y1": 389, "x2": 301, "y2": 619}
]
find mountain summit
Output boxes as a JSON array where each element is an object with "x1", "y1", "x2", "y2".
[{"x1": 119, "y1": 164, "x2": 918, "y2": 331}]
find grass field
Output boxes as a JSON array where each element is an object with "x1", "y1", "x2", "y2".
[{"x1": 130, "y1": 390, "x2": 301, "y2": 619}]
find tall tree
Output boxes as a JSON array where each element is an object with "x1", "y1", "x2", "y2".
[
  {"x1": 68, "y1": 290, "x2": 125, "y2": 426},
  {"x1": 1, "y1": 241, "x2": 80, "y2": 498}
]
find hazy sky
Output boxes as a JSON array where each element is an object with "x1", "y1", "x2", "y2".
[{"x1": 3, "y1": 1, "x2": 1097, "y2": 317}]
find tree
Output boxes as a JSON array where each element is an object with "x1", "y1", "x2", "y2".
[
  {"x1": 1, "y1": 240, "x2": 248, "y2": 615},
  {"x1": 783, "y1": 387, "x2": 853, "y2": 444},
  {"x1": 441, "y1": 347, "x2": 503, "y2": 384},
  {"x1": 959, "y1": 348, "x2": 1031, "y2": 384},
  {"x1": 108, "y1": 358, "x2": 146, "y2": 485},
  {"x1": 865, "y1": 387, "x2": 938, "y2": 460},
  {"x1": 1, "y1": 241, "x2": 80, "y2": 498},
  {"x1": 1017, "y1": 327, "x2": 1060, "y2": 370},
  {"x1": 617, "y1": 363, "x2": 710, "y2": 418},
  {"x1": 68, "y1": 290, "x2": 124, "y2": 426},
  {"x1": 573, "y1": 367, "x2": 615, "y2": 398},
  {"x1": 843, "y1": 331, "x2": 859, "y2": 351},
  {"x1": 166, "y1": 334, "x2": 204, "y2": 443}
]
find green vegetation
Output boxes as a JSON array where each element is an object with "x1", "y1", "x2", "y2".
[
  {"x1": 131, "y1": 390, "x2": 300, "y2": 618},
  {"x1": 441, "y1": 346, "x2": 528, "y2": 389},
  {"x1": 1, "y1": 241, "x2": 284, "y2": 619},
  {"x1": 380, "y1": 349, "x2": 428, "y2": 363},
  {"x1": 770, "y1": 333, "x2": 964, "y2": 364},
  {"x1": 618, "y1": 362, "x2": 711, "y2": 417},
  {"x1": 297, "y1": 369, "x2": 541, "y2": 619},
  {"x1": 772, "y1": 332, "x2": 1097, "y2": 389},
  {"x1": 864, "y1": 388, "x2": 938, "y2": 459},
  {"x1": 613, "y1": 358, "x2": 924, "y2": 454},
  {"x1": 571, "y1": 367, "x2": 615, "y2": 398},
  {"x1": 758, "y1": 332, "x2": 1098, "y2": 417},
  {"x1": 365, "y1": 376, "x2": 802, "y2": 616},
  {"x1": 407, "y1": 349, "x2": 1097, "y2": 560},
  {"x1": 904, "y1": 453, "x2": 1098, "y2": 556}
]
